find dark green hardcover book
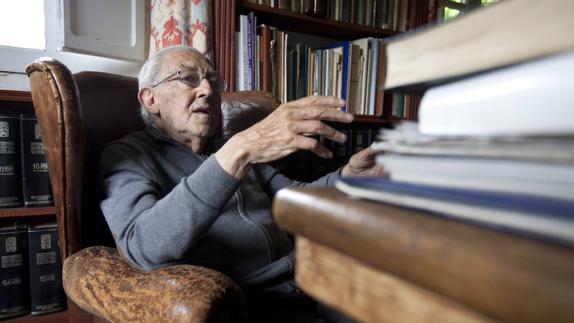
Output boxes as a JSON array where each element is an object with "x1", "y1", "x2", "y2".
[
  {"x1": 27, "y1": 223, "x2": 66, "y2": 315},
  {"x1": 291, "y1": 0, "x2": 301, "y2": 12},
  {"x1": 278, "y1": 0, "x2": 291, "y2": 10},
  {"x1": 20, "y1": 116, "x2": 53, "y2": 207},
  {"x1": 357, "y1": 0, "x2": 366, "y2": 24},
  {"x1": 0, "y1": 114, "x2": 22, "y2": 208},
  {"x1": 0, "y1": 223, "x2": 29, "y2": 319}
]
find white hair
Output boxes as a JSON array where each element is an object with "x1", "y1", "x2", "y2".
[{"x1": 138, "y1": 46, "x2": 207, "y2": 126}]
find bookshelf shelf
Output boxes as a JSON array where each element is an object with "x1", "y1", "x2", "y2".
[
  {"x1": 353, "y1": 115, "x2": 393, "y2": 124},
  {"x1": 0, "y1": 89, "x2": 32, "y2": 102},
  {"x1": 237, "y1": 1, "x2": 399, "y2": 40},
  {"x1": 0, "y1": 206, "x2": 56, "y2": 218}
]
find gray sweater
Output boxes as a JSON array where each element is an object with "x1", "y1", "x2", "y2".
[{"x1": 99, "y1": 126, "x2": 340, "y2": 291}]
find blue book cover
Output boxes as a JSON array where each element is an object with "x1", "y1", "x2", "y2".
[
  {"x1": 322, "y1": 41, "x2": 350, "y2": 112},
  {"x1": 336, "y1": 177, "x2": 574, "y2": 246}
]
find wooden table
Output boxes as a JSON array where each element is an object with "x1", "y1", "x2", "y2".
[{"x1": 272, "y1": 187, "x2": 574, "y2": 323}]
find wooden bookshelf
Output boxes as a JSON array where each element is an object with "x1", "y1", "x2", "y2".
[
  {"x1": 231, "y1": 1, "x2": 423, "y2": 123},
  {"x1": 238, "y1": 1, "x2": 399, "y2": 40},
  {"x1": 0, "y1": 89, "x2": 64, "y2": 323},
  {"x1": 353, "y1": 114, "x2": 394, "y2": 124},
  {"x1": 0, "y1": 89, "x2": 32, "y2": 102},
  {"x1": 0, "y1": 206, "x2": 56, "y2": 218}
]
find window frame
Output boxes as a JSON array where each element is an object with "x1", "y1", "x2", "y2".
[
  {"x1": 0, "y1": 0, "x2": 146, "y2": 91},
  {"x1": 439, "y1": 0, "x2": 485, "y2": 21}
]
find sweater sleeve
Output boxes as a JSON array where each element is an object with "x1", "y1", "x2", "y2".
[
  {"x1": 254, "y1": 163, "x2": 341, "y2": 198},
  {"x1": 99, "y1": 142, "x2": 240, "y2": 270}
]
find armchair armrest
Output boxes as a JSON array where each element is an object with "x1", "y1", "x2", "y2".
[{"x1": 63, "y1": 247, "x2": 246, "y2": 323}]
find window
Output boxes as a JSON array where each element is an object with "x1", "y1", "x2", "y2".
[
  {"x1": 441, "y1": 0, "x2": 502, "y2": 22},
  {"x1": 0, "y1": 0, "x2": 146, "y2": 90},
  {"x1": 61, "y1": 0, "x2": 145, "y2": 61},
  {"x1": 0, "y1": 0, "x2": 45, "y2": 50}
]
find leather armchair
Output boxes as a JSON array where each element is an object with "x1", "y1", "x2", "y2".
[{"x1": 26, "y1": 58, "x2": 279, "y2": 323}]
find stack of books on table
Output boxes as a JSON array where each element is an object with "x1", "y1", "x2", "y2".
[{"x1": 336, "y1": 50, "x2": 574, "y2": 247}]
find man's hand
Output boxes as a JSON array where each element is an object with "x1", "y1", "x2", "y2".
[
  {"x1": 341, "y1": 146, "x2": 387, "y2": 177},
  {"x1": 240, "y1": 96, "x2": 354, "y2": 162},
  {"x1": 215, "y1": 96, "x2": 353, "y2": 179}
]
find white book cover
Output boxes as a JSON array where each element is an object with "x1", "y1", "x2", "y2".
[
  {"x1": 238, "y1": 15, "x2": 249, "y2": 91},
  {"x1": 336, "y1": 177, "x2": 574, "y2": 246},
  {"x1": 377, "y1": 154, "x2": 574, "y2": 201},
  {"x1": 419, "y1": 51, "x2": 574, "y2": 137}
]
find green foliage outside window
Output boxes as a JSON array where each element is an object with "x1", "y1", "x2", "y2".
[
  {"x1": 481, "y1": 0, "x2": 499, "y2": 6},
  {"x1": 444, "y1": 7, "x2": 461, "y2": 21},
  {"x1": 444, "y1": 0, "x2": 500, "y2": 22}
]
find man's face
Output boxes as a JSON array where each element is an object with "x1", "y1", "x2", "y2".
[{"x1": 150, "y1": 50, "x2": 222, "y2": 144}]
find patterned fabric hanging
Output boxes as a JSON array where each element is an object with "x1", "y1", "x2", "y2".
[{"x1": 149, "y1": 0, "x2": 213, "y2": 60}]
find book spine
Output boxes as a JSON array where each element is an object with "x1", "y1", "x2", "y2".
[
  {"x1": 246, "y1": 13, "x2": 255, "y2": 90},
  {"x1": 27, "y1": 224, "x2": 66, "y2": 315},
  {"x1": 0, "y1": 224, "x2": 29, "y2": 319},
  {"x1": 278, "y1": 0, "x2": 291, "y2": 10},
  {"x1": 367, "y1": 38, "x2": 380, "y2": 115},
  {"x1": 287, "y1": 48, "x2": 295, "y2": 101},
  {"x1": 349, "y1": 0, "x2": 357, "y2": 24},
  {"x1": 374, "y1": 40, "x2": 386, "y2": 116},
  {"x1": 291, "y1": 0, "x2": 301, "y2": 12},
  {"x1": 0, "y1": 115, "x2": 22, "y2": 208},
  {"x1": 356, "y1": 0, "x2": 365, "y2": 25},
  {"x1": 313, "y1": 49, "x2": 321, "y2": 96},
  {"x1": 347, "y1": 44, "x2": 361, "y2": 114},
  {"x1": 305, "y1": 0, "x2": 325, "y2": 17},
  {"x1": 271, "y1": 28, "x2": 278, "y2": 98},
  {"x1": 259, "y1": 25, "x2": 272, "y2": 93},
  {"x1": 341, "y1": 42, "x2": 350, "y2": 112},
  {"x1": 365, "y1": 0, "x2": 373, "y2": 26},
  {"x1": 20, "y1": 116, "x2": 53, "y2": 207},
  {"x1": 281, "y1": 32, "x2": 288, "y2": 102},
  {"x1": 302, "y1": 0, "x2": 313, "y2": 14}
]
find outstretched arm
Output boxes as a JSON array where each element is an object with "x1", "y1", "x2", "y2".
[{"x1": 215, "y1": 96, "x2": 353, "y2": 179}]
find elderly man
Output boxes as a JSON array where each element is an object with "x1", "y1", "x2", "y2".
[{"x1": 100, "y1": 46, "x2": 384, "y2": 322}]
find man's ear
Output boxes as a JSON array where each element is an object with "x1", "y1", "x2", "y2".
[{"x1": 138, "y1": 88, "x2": 159, "y2": 114}]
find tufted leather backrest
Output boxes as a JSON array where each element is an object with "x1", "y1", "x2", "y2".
[
  {"x1": 72, "y1": 71, "x2": 143, "y2": 252},
  {"x1": 26, "y1": 58, "x2": 279, "y2": 259}
]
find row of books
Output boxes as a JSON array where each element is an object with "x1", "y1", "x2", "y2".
[
  {"x1": 337, "y1": 50, "x2": 574, "y2": 247},
  {"x1": 236, "y1": 12, "x2": 425, "y2": 118},
  {"x1": 387, "y1": 92, "x2": 422, "y2": 121},
  {"x1": 247, "y1": 0, "x2": 412, "y2": 31},
  {"x1": 0, "y1": 113, "x2": 53, "y2": 208},
  {"x1": 236, "y1": 14, "x2": 382, "y2": 112},
  {"x1": 0, "y1": 221, "x2": 65, "y2": 319}
]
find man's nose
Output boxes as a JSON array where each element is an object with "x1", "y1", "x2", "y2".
[{"x1": 195, "y1": 77, "x2": 213, "y2": 98}]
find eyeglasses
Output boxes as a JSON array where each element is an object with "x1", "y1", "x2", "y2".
[{"x1": 151, "y1": 68, "x2": 227, "y2": 91}]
